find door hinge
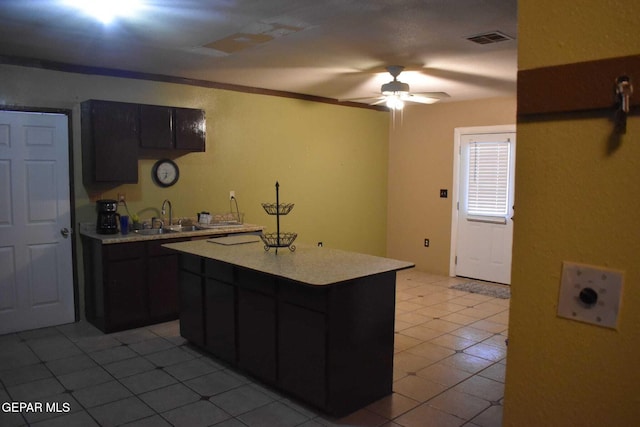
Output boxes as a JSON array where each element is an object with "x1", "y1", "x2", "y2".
[
  {"x1": 457, "y1": 201, "x2": 459, "y2": 210},
  {"x1": 455, "y1": 255, "x2": 458, "y2": 265}
]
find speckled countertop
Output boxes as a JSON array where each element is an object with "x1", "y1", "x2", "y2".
[
  {"x1": 162, "y1": 239, "x2": 414, "y2": 286},
  {"x1": 79, "y1": 223, "x2": 264, "y2": 244}
]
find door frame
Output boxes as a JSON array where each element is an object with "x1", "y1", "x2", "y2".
[
  {"x1": 449, "y1": 124, "x2": 516, "y2": 277},
  {"x1": 1, "y1": 106, "x2": 79, "y2": 322}
]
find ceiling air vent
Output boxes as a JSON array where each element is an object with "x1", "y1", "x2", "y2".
[{"x1": 466, "y1": 31, "x2": 514, "y2": 45}]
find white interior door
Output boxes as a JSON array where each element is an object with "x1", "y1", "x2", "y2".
[
  {"x1": 0, "y1": 110, "x2": 75, "y2": 334},
  {"x1": 454, "y1": 128, "x2": 516, "y2": 285}
]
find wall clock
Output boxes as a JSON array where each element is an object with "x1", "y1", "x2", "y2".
[{"x1": 152, "y1": 159, "x2": 179, "y2": 187}]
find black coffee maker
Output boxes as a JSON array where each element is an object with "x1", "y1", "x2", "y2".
[{"x1": 96, "y1": 199, "x2": 120, "y2": 234}]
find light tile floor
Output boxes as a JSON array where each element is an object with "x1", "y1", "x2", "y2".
[{"x1": 0, "y1": 270, "x2": 509, "y2": 427}]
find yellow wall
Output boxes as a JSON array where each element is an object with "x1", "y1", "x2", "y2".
[
  {"x1": 1, "y1": 63, "x2": 390, "y2": 314},
  {"x1": 504, "y1": 1, "x2": 640, "y2": 425},
  {"x1": 386, "y1": 97, "x2": 516, "y2": 273}
]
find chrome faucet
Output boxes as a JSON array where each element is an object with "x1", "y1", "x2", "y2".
[
  {"x1": 151, "y1": 217, "x2": 164, "y2": 230},
  {"x1": 161, "y1": 199, "x2": 173, "y2": 227}
]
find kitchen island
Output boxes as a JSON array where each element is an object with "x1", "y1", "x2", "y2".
[{"x1": 163, "y1": 238, "x2": 414, "y2": 416}]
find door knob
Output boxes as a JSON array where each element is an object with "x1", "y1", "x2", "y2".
[{"x1": 60, "y1": 228, "x2": 71, "y2": 238}]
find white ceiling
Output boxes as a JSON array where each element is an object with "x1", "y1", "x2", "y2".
[{"x1": 0, "y1": 0, "x2": 518, "y2": 106}]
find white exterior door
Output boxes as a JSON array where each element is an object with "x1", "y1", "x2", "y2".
[
  {"x1": 0, "y1": 110, "x2": 75, "y2": 334},
  {"x1": 454, "y1": 128, "x2": 516, "y2": 285}
]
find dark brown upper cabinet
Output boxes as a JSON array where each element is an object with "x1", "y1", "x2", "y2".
[
  {"x1": 82, "y1": 100, "x2": 206, "y2": 187},
  {"x1": 175, "y1": 107, "x2": 206, "y2": 152},
  {"x1": 82, "y1": 100, "x2": 139, "y2": 186},
  {"x1": 140, "y1": 105, "x2": 206, "y2": 152},
  {"x1": 140, "y1": 104, "x2": 174, "y2": 149}
]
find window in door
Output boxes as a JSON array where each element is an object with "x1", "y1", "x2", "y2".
[{"x1": 467, "y1": 140, "x2": 511, "y2": 220}]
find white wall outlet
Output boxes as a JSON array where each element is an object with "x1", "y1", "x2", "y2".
[
  {"x1": 229, "y1": 190, "x2": 235, "y2": 200},
  {"x1": 557, "y1": 261, "x2": 624, "y2": 329},
  {"x1": 117, "y1": 193, "x2": 126, "y2": 204}
]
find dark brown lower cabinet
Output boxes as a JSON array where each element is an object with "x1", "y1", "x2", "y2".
[
  {"x1": 177, "y1": 254, "x2": 397, "y2": 417},
  {"x1": 148, "y1": 240, "x2": 181, "y2": 320},
  {"x1": 205, "y1": 278, "x2": 235, "y2": 363},
  {"x1": 204, "y1": 259, "x2": 235, "y2": 362},
  {"x1": 278, "y1": 302, "x2": 326, "y2": 408},
  {"x1": 236, "y1": 268, "x2": 277, "y2": 382},
  {"x1": 83, "y1": 237, "x2": 188, "y2": 333},
  {"x1": 103, "y1": 244, "x2": 147, "y2": 331},
  {"x1": 178, "y1": 270, "x2": 204, "y2": 346},
  {"x1": 237, "y1": 288, "x2": 277, "y2": 383}
]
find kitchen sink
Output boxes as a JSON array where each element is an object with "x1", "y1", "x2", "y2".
[
  {"x1": 133, "y1": 225, "x2": 204, "y2": 235},
  {"x1": 134, "y1": 228, "x2": 176, "y2": 235},
  {"x1": 166, "y1": 225, "x2": 201, "y2": 232}
]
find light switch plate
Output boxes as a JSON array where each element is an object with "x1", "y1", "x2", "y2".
[{"x1": 557, "y1": 262, "x2": 624, "y2": 329}]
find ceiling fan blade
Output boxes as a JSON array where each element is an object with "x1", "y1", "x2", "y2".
[
  {"x1": 402, "y1": 93, "x2": 442, "y2": 104},
  {"x1": 420, "y1": 67, "x2": 513, "y2": 89},
  {"x1": 339, "y1": 96, "x2": 380, "y2": 101},
  {"x1": 411, "y1": 91, "x2": 451, "y2": 99},
  {"x1": 338, "y1": 95, "x2": 385, "y2": 104}
]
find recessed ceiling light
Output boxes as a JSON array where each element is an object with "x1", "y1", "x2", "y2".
[{"x1": 63, "y1": 0, "x2": 144, "y2": 24}]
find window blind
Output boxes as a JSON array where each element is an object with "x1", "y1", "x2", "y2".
[{"x1": 467, "y1": 141, "x2": 510, "y2": 217}]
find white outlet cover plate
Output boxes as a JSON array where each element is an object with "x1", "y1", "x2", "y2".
[{"x1": 557, "y1": 262, "x2": 624, "y2": 329}]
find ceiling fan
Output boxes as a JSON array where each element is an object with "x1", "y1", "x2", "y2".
[{"x1": 344, "y1": 65, "x2": 450, "y2": 110}]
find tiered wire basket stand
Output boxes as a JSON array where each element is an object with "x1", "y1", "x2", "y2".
[{"x1": 260, "y1": 181, "x2": 297, "y2": 253}]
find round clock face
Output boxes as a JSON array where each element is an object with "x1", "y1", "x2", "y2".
[{"x1": 153, "y1": 159, "x2": 179, "y2": 187}]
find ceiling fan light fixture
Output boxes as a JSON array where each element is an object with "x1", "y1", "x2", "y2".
[
  {"x1": 341, "y1": 65, "x2": 448, "y2": 108},
  {"x1": 385, "y1": 95, "x2": 405, "y2": 110},
  {"x1": 381, "y1": 80, "x2": 410, "y2": 94}
]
